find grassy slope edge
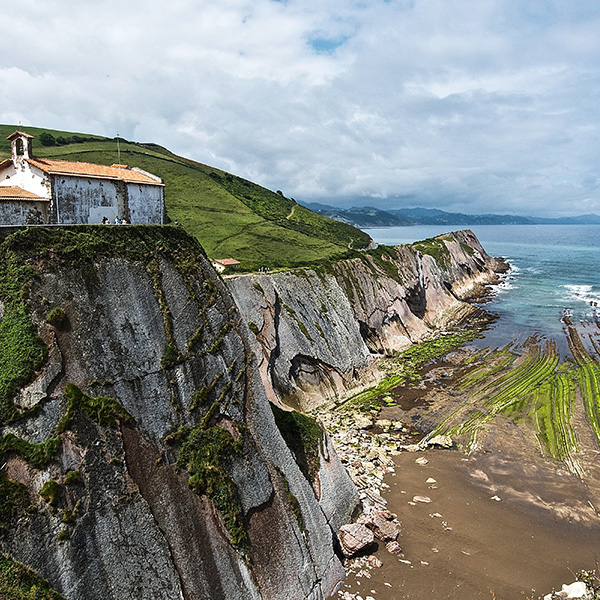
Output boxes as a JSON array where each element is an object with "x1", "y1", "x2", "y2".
[{"x1": 0, "y1": 125, "x2": 371, "y2": 270}]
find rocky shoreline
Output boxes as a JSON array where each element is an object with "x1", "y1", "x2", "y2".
[
  {"x1": 318, "y1": 322, "x2": 600, "y2": 600},
  {"x1": 314, "y1": 374, "x2": 456, "y2": 599}
]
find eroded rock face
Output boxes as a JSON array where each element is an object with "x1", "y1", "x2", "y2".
[
  {"x1": 0, "y1": 227, "x2": 356, "y2": 600},
  {"x1": 228, "y1": 230, "x2": 502, "y2": 410},
  {"x1": 227, "y1": 269, "x2": 376, "y2": 411}
]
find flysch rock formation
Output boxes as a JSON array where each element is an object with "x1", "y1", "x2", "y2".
[
  {"x1": 0, "y1": 226, "x2": 357, "y2": 600},
  {"x1": 228, "y1": 229, "x2": 504, "y2": 411},
  {"x1": 0, "y1": 226, "x2": 503, "y2": 600}
]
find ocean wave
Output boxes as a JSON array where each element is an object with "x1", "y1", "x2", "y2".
[
  {"x1": 497, "y1": 281, "x2": 516, "y2": 292},
  {"x1": 561, "y1": 284, "x2": 600, "y2": 307},
  {"x1": 525, "y1": 266, "x2": 543, "y2": 275}
]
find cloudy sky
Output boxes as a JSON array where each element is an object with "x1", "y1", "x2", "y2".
[{"x1": 1, "y1": 0, "x2": 599, "y2": 217}]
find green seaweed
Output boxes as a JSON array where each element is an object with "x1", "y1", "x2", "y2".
[{"x1": 341, "y1": 330, "x2": 478, "y2": 415}]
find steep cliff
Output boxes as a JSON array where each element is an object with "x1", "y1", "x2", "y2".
[
  {"x1": 228, "y1": 230, "x2": 502, "y2": 410},
  {"x1": 0, "y1": 226, "x2": 357, "y2": 600}
]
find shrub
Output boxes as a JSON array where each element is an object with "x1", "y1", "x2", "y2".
[{"x1": 39, "y1": 132, "x2": 56, "y2": 147}]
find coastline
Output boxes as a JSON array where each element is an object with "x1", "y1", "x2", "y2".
[{"x1": 323, "y1": 315, "x2": 600, "y2": 600}]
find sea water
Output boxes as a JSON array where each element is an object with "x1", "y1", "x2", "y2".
[{"x1": 365, "y1": 224, "x2": 600, "y2": 351}]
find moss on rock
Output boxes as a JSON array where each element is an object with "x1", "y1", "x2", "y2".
[
  {"x1": 57, "y1": 383, "x2": 133, "y2": 433},
  {"x1": 271, "y1": 405, "x2": 323, "y2": 483},
  {"x1": 0, "y1": 554, "x2": 66, "y2": 599},
  {"x1": 176, "y1": 425, "x2": 247, "y2": 550}
]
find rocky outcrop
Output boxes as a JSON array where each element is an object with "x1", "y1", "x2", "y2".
[
  {"x1": 228, "y1": 230, "x2": 502, "y2": 410},
  {"x1": 0, "y1": 226, "x2": 357, "y2": 600},
  {"x1": 0, "y1": 226, "x2": 503, "y2": 599}
]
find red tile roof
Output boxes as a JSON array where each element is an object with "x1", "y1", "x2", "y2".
[
  {"x1": 0, "y1": 186, "x2": 48, "y2": 202},
  {"x1": 25, "y1": 157, "x2": 164, "y2": 185},
  {"x1": 6, "y1": 130, "x2": 34, "y2": 140},
  {"x1": 213, "y1": 258, "x2": 241, "y2": 266}
]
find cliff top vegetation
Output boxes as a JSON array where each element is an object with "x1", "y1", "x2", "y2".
[{"x1": 0, "y1": 124, "x2": 371, "y2": 270}]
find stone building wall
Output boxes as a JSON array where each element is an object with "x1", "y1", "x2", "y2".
[{"x1": 0, "y1": 200, "x2": 48, "y2": 225}]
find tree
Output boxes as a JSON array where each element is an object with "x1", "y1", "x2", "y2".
[{"x1": 39, "y1": 132, "x2": 56, "y2": 146}]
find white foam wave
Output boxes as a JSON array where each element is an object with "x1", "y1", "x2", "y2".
[
  {"x1": 497, "y1": 281, "x2": 515, "y2": 291},
  {"x1": 562, "y1": 284, "x2": 600, "y2": 307}
]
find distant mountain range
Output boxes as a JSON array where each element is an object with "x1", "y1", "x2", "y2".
[{"x1": 299, "y1": 203, "x2": 600, "y2": 227}]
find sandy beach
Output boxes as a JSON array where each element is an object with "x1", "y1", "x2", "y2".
[{"x1": 340, "y1": 447, "x2": 600, "y2": 600}]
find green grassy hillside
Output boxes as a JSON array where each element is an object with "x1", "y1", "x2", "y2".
[{"x1": 0, "y1": 125, "x2": 371, "y2": 270}]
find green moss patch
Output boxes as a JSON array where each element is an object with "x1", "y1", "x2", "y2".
[
  {"x1": 276, "y1": 467, "x2": 305, "y2": 533},
  {"x1": 39, "y1": 481, "x2": 60, "y2": 506},
  {"x1": 63, "y1": 470, "x2": 80, "y2": 486},
  {"x1": 271, "y1": 405, "x2": 324, "y2": 482},
  {"x1": 0, "y1": 555, "x2": 66, "y2": 600},
  {"x1": 161, "y1": 344, "x2": 184, "y2": 369},
  {"x1": 57, "y1": 383, "x2": 133, "y2": 433},
  {"x1": 0, "y1": 473, "x2": 29, "y2": 532},
  {"x1": 44, "y1": 308, "x2": 66, "y2": 328},
  {"x1": 0, "y1": 241, "x2": 49, "y2": 425},
  {"x1": 0, "y1": 434, "x2": 60, "y2": 470},
  {"x1": 176, "y1": 425, "x2": 247, "y2": 550}
]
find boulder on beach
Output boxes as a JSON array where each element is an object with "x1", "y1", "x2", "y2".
[
  {"x1": 338, "y1": 523, "x2": 375, "y2": 557},
  {"x1": 385, "y1": 540, "x2": 403, "y2": 555},
  {"x1": 543, "y1": 581, "x2": 593, "y2": 600},
  {"x1": 421, "y1": 434, "x2": 454, "y2": 449},
  {"x1": 358, "y1": 509, "x2": 401, "y2": 542}
]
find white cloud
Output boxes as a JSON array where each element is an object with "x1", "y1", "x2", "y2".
[{"x1": 0, "y1": 0, "x2": 599, "y2": 216}]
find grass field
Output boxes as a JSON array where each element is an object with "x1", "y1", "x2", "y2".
[{"x1": 0, "y1": 124, "x2": 371, "y2": 270}]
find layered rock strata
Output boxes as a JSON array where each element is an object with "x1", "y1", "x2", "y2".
[
  {"x1": 0, "y1": 226, "x2": 357, "y2": 600},
  {"x1": 228, "y1": 229, "x2": 503, "y2": 410}
]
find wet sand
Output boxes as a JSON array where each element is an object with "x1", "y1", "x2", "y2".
[{"x1": 341, "y1": 449, "x2": 600, "y2": 600}]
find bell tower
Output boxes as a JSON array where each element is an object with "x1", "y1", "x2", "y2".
[{"x1": 7, "y1": 130, "x2": 34, "y2": 165}]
